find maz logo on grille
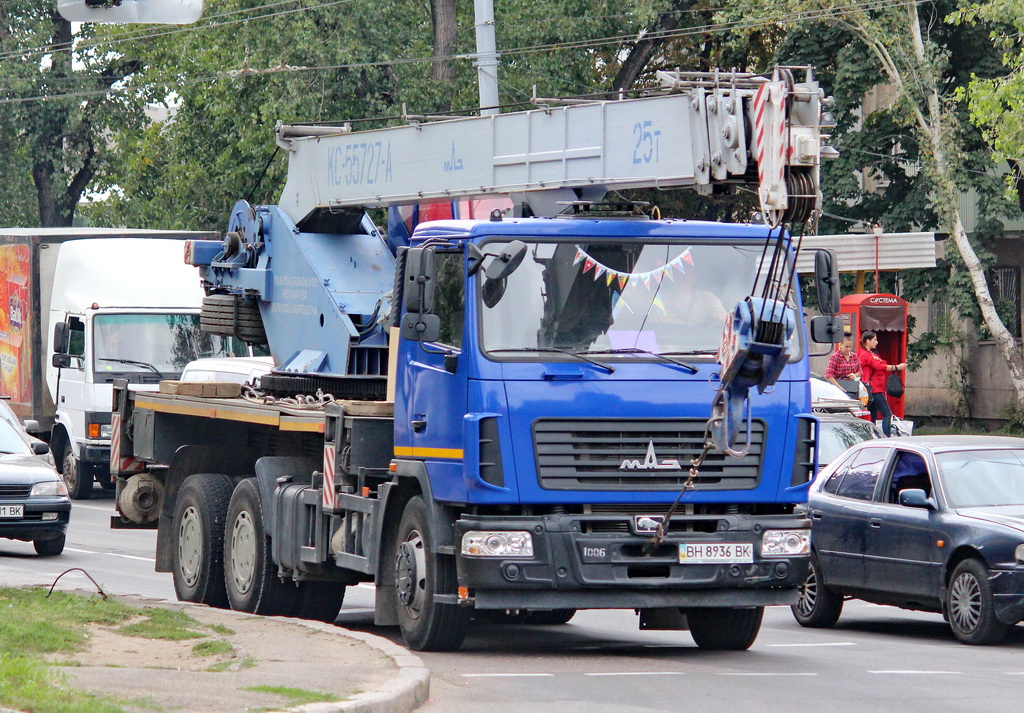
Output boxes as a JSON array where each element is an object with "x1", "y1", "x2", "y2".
[{"x1": 619, "y1": 441, "x2": 682, "y2": 471}]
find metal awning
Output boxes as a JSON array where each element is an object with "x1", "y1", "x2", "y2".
[{"x1": 794, "y1": 232, "x2": 939, "y2": 274}]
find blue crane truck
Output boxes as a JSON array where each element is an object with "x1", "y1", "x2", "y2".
[{"x1": 110, "y1": 68, "x2": 842, "y2": 651}]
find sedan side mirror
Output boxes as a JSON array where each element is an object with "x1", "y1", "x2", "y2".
[
  {"x1": 898, "y1": 488, "x2": 934, "y2": 509},
  {"x1": 32, "y1": 441, "x2": 50, "y2": 456}
]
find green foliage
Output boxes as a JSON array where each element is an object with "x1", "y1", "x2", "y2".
[
  {"x1": 192, "y1": 639, "x2": 234, "y2": 656},
  {"x1": 244, "y1": 684, "x2": 337, "y2": 706},
  {"x1": 116, "y1": 608, "x2": 207, "y2": 640}
]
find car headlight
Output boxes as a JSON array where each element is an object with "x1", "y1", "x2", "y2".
[
  {"x1": 1016, "y1": 544, "x2": 1024, "y2": 563},
  {"x1": 461, "y1": 531, "x2": 534, "y2": 558},
  {"x1": 31, "y1": 480, "x2": 69, "y2": 497},
  {"x1": 99, "y1": 424, "x2": 112, "y2": 439},
  {"x1": 762, "y1": 529, "x2": 811, "y2": 557}
]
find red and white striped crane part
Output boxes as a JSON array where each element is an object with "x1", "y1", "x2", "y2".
[
  {"x1": 753, "y1": 80, "x2": 789, "y2": 222},
  {"x1": 322, "y1": 443, "x2": 337, "y2": 510}
]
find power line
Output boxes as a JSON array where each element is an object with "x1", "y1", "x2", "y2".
[{"x1": 0, "y1": 0, "x2": 932, "y2": 106}]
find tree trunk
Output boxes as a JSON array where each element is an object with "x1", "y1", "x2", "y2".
[
  {"x1": 430, "y1": 0, "x2": 457, "y2": 111},
  {"x1": 904, "y1": 3, "x2": 1024, "y2": 409},
  {"x1": 611, "y1": 0, "x2": 700, "y2": 92}
]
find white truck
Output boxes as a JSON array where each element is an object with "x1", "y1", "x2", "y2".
[{"x1": 0, "y1": 229, "x2": 250, "y2": 498}]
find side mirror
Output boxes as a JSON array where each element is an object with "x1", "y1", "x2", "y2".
[
  {"x1": 58, "y1": 0, "x2": 204, "y2": 24},
  {"x1": 484, "y1": 240, "x2": 528, "y2": 281},
  {"x1": 809, "y1": 315, "x2": 844, "y2": 343},
  {"x1": 53, "y1": 322, "x2": 70, "y2": 354},
  {"x1": 467, "y1": 243, "x2": 486, "y2": 277},
  {"x1": 403, "y1": 247, "x2": 436, "y2": 314},
  {"x1": 814, "y1": 249, "x2": 841, "y2": 315},
  {"x1": 51, "y1": 353, "x2": 73, "y2": 369},
  {"x1": 22, "y1": 420, "x2": 40, "y2": 433},
  {"x1": 31, "y1": 441, "x2": 50, "y2": 456},
  {"x1": 401, "y1": 313, "x2": 441, "y2": 342},
  {"x1": 898, "y1": 488, "x2": 934, "y2": 509}
]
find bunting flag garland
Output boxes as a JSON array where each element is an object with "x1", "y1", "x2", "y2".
[{"x1": 572, "y1": 246, "x2": 693, "y2": 293}]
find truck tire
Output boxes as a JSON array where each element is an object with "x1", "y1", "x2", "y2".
[
  {"x1": 791, "y1": 556, "x2": 843, "y2": 628},
  {"x1": 172, "y1": 473, "x2": 234, "y2": 607},
  {"x1": 224, "y1": 478, "x2": 298, "y2": 616},
  {"x1": 394, "y1": 496, "x2": 470, "y2": 651},
  {"x1": 61, "y1": 443, "x2": 92, "y2": 500},
  {"x1": 687, "y1": 607, "x2": 764, "y2": 650},
  {"x1": 296, "y1": 582, "x2": 347, "y2": 623},
  {"x1": 34, "y1": 533, "x2": 66, "y2": 556},
  {"x1": 947, "y1": 558, "x2": 1008, "y2": 645},
  {"x1": 201, "y1": 294, "x2": 268, "y2": 344}
]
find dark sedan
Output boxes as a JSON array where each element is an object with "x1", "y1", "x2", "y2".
[
  {"x1": 0, "y1": 418, "x2": 71, "y2": 556},
  {"x1": 793, "y1": 436, "x2": 1024, "y2": 645}
]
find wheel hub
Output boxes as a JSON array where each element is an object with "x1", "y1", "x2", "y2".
[
  {"x1": 395, "y1": 530, "x2": 427, "y2": 617},
  {"x1": 229, "y1": 510, "x2": 257, "y2": 595},
  {"x1": 950, "y1": 572, "x2": 981, "y2": 633},
  {"x1": 177, "y1": 506, "x2": 201, "y2": 587}
]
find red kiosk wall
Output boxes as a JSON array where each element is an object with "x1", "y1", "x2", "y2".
[{"x1": 839, "y1": 293, "x2": 909, "y2": 418}]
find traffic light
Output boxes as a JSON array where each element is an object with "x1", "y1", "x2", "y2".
[{"x1": 57, "y1": 0, "x2": 204, "y2": 24}]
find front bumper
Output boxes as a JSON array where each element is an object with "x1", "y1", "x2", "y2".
[
  {"x1": 80, "y1": 443, "x2": 111, "y2": 478},
  {"x1": 0, "y1": 499, "x2": 71, "y2": 542},
  {"x1": 455, "y1": 512, "x2": 809, "y2": 610}
]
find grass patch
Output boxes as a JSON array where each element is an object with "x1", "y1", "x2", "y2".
[
  {"x1": 192, "y1": 640, "x2": 233, "y2": 657},
  {"x1": 206, "y1": 623, "x2": 235, "y2": 636},
  {"x1": 0, "y1": 587, "x2": 221, "y2": 713},
  {"x1": 244, "y1": 685, "x2": 337, "y2": 707},
  {"x1": 116, "y1": 608, "x2": 206, "y2": 641}
]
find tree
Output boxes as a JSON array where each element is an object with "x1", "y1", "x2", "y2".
[
  {"x1": 724, "y1": 0, "x2": 1024, "y2": 409},
  {"x1": 0, "y1": 1, "x2": 144, "y2": 226}
]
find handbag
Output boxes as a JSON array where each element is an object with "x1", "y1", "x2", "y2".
[{"x1": 885, "y1": 370, "x2": 904, "y2": 398}]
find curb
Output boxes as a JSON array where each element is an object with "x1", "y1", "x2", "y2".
[{"x1": 271, "y1": 619, "x2": 430, "y2": 713}]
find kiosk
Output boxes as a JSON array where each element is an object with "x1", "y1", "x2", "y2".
[{"x1": 839, "y1": 293, "x2": 908, "y2": 418}]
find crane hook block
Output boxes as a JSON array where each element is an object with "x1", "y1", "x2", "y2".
[{"x1": 712, "y1": 297, "x2": 796, "y2": 455}]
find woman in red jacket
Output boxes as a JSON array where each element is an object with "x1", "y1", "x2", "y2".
[{"x1": 858, "y1": 330, "x2": 906, "y2": 436}]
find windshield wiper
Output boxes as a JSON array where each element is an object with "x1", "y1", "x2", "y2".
[
  {"x1": 99, "y1": 358, "x2": 164, "y2": 377},
  {"x1": 488, "y1": 348, "x2": 615, "y2": 374},
  {"x1": 583, "y1": 348, "x2": 699, "y2": 374}
]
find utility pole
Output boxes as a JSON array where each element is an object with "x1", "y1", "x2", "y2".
[{"x1": 473, "y1": 0, "x2": 499, "y2": 115}]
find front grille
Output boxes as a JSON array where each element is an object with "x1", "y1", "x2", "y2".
[
  {"x1": 534, "y1": 418, "x2": 765, "y2": 491},
  {"x1": 0, "y1": 485, "x2": 32, "y2": 499}
]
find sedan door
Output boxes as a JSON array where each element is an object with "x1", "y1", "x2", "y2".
[
  {"x1": 864, "y1": 449, "x2": 941, "y2": 604},
  {"x1": 810, "y1": 446, "x2": 890, "y2": 591}
]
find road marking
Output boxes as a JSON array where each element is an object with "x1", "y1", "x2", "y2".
[
  {"x1": 462, "y1": 673, "x2": 555, "y2": 678},
  {"x1": 71, "y1": 504, "x2": 116, "y2": 512},
  {"x1": 767, "y1": 642, "x2": 856, "y2": 648},
  {"x1": 868, "y1": 671, "x2": 961, "y2": 675},
  {"x1": 66, "y1": 547, "x2": 155, "y2": 562},
  {"x1": 584, "y1": 672, "x2": 685, "y2": 677},
  {"x1": 719, "y1": 673, "x2": 817, "y2": 677}
]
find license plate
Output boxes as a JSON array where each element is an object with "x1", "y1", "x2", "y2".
[
  {"x1": 678, "y1": 542, "x2": 753, "y2": 564},
  {"x1": 0, "y1": 505, "x2": 24, "y2": 519}
]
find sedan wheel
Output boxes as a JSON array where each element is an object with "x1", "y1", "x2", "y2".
[
  {"x1": 791, "y1": 556, "x2": 843, "y2": 628},
  {"x1": 947, "y1": 559, "x2": 1008, "y2": 645}
]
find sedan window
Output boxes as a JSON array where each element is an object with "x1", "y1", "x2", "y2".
[
  {"x1": 833, "y1": 448, "x2": 888, "y2": 501},
  {"x1": 886, "y1": 451, "x2": 932, "y2": 504},
  {"x1": 938, "y1": 449, "x2": 1024, "y2": 508},
  {"x1": 0, "y1": 419, "x2": 32, "y2": 455}
]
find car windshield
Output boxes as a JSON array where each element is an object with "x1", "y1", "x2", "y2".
[
  {"x1": 818, "y1": 419, "x2": 882, "y2": 466},
  {"x1": 938, "y1": 449, "x2": 1024, "y2": 507},
  {"x1": 93, "y1": 314, "x2": 249, "y2": 377},
  {"x1": 479, "y1": 239, "x2": 801, "y2": 359},
  {"x1": 0, "y1": 419, "x2": 31, "y2": 455}
]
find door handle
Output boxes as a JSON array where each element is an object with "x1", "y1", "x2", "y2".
[
  {"x1": 810, "y1": 510, "x2": 823, "y2": 520},
  {"x1": 869, "y1": 517, "x2": 883, "y2": 529},
  {"x1": 411, "y1": 419, "x2": 427, "y2": 433}
]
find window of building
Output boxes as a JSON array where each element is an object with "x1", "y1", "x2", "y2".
[
  {"x1": 928, "y1": 298, "x2": 953, "y2": 341},
  {"x1": 988, "y1": 266, "x2": 1021, "y2": 339}
]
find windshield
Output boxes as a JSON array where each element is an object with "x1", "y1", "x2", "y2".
[
  {"x1": 0, "y1": 419, "x2": 30, "y2": 455},
  {"x1": 480, "y1": 238, "x2": 798, "y2": 358},
  {"x1": 818, "y1": 419, "x2": 881, "y2": 467},
  {"x1": 93, "y1": 314, "x2": 249, "y2": 377},
  {"x1": 938, "y1": 449, "x2": 1024, "y2": 508}
]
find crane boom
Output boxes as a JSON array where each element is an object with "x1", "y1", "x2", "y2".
[{"x1": 276, "y1": 68, "x2": 830, "y2": 225}]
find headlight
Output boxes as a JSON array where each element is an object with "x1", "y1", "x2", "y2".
[
  {"x1": 1016, "y1": 544, "x2": 1024, "y2": 563},
  {"x1": 762, "y1": 529, "x2": 811, "y2": 557},
  {"x1": 31, "y1": 480, "x2": 69, "y2": 497},
  {"x1": 99, "y1": 424, "x2": 112, "y2": 439},
  {"x1": 461, "y1": 531, "x2": 534, "y2": 558}
]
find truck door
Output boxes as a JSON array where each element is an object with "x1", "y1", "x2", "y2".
[
  {"x1": 402, "y1": 250, "x2": 468, "y2": 500},
  {"x1": 52, "y1": 316, "x2": 87, "y2": 445}
]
